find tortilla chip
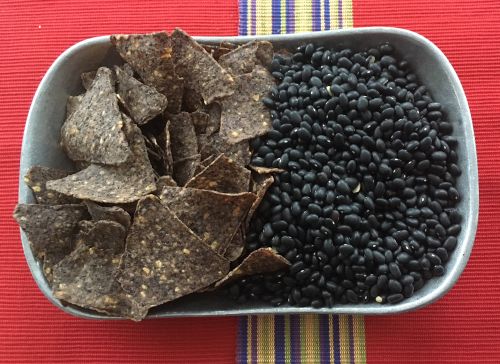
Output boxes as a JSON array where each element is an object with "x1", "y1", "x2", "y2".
[
  {"x1": 198, "y1": 132, "x2": 250, "y2": 167},
  {"x1": 182, "y1": 87, "x2": 204, "y2": 112},
  {"x1": 167, "y1": 112, "x2": 198, "y2": 162},
  {"x1": 215, "y1": 248, "x2": 290, "y2": 287},
  {"x1": 172, "y1": 154, "x2": 200, "y2": 186},
  {"x1": 154, "y1": 175, "x2": 177, "y2": 195},
  {"x1": 248, "y1": 165, "x2": 285, "y2": 174},
  {"x1": 159, "y1": 187, "x2": 256, "y2": 254},
  {"x1": 114, "y1": 65, "x2": 168, "y2": 125},
  {"x1": 111, "y1": 32, "x2": 183, "y2": 113},
  {"x1": 81, "y1": 70, "x2": 97, "y2": 90},
  {"x1": 13, "y1": 204, "x2": 88, "y2": 276},
  {"x1": 219, "y1": 41, "x2": 273, "y2": 75},
  {"x1": 47, "y1": 117, "x2": 156, "y2": 204},
  {"x1": 84, "y1": 201, "x2": 131, "y2": 230},
  {"x1": 185, "y1": 154, "x2": 251, "y2": 193},
  {"x1": 117, "y1": 195, "x2": 229, "y2": 312},
  {"x1": 204, "y1": 102, "x2": 222, "y2": 135},
  {"x1": 171, "y1": 29, "x2": 234, "y2": 104},
  {"x1": 61, "y1": 67, "x2": 130, "y2": 165},
  {"x1": 202, "y1": 42, "x2": 237, "y2": 60},
  {"x1": 77, "y1": 219, "x2": 126, "y2": 253},
  {"x1": 190, "y1": 111, "x2": 210, "y2": 135},
  {"x1": 66, "y1": 95, "x2": 83, "y2": 118},
  {"x1": 194, "y1": 154, "x2": 217, "y2": 174},
  {"x1": 246, "y1": 173, "x2": 274, "y2": 228},
  {"x1": 24, "y1": 166, "x2": 79, "y2": 205},
  {"x1": 219, "y1": 65, "x2": 275, "y2": 143},
  {"x1": 223, "y1": 226, "x2": 246, "y2": 262},
  {"x1": 52, "y1": 243, "x2": 145, "y2": 320}
]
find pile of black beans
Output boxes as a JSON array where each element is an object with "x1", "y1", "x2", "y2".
[{"x1": 229, "y1": 42, "x2": 463, "y2": 308}]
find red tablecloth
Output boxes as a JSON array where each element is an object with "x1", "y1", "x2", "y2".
[{"x1": 1, "y1": 1, "x2": 499, "y2": 363}]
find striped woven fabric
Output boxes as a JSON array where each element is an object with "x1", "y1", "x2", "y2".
[
  {"x1": 239, "y1": 0, "x2": 353, "y2": 35},
  {"x1": 238, "y1": 315, "x2": 366, "y2": 363},
  {"x1": 236, "y1": 1, "x2": 364, "y2": 363}
]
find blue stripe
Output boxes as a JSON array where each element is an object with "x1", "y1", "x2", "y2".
[
  {"x1": 324, "y1": 0, "x2": 331, "y2": 30},
  {"x1": 237, "y1": 316, "x2": 248, "y2": 364},
  {"x1": 239, "y1": 0, "x2": 248, "y2": 35},
  {"x1": 286, "y1": 0, "x2": 295, "y2": 33},
  {"x1": 312, "y1": 0, "x2": 321, "y2": 31},
  {"x1": 272, "y1": 0, "x2": 281, "y2": 34},
  {"x1": 333, "y1": 315, "x2": 341, "y2": 364},
  {"x1": 274, "y1": 315, "x2": 285, "y2": 363},
  {"x1": 319, "y1": 315, "x2": 331, "y2": 364},
  {"x1": 290, "y1": 315, "x2": 301, "y2": 364}
]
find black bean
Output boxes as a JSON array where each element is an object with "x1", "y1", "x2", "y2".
[{"x1": 387, "y1": 293, "x2": 404, "y2": 304}]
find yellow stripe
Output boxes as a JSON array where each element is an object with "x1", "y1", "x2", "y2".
[
  {"x1": 285, "y1": 315, "x2": 291, "y2": 364},
  {"x1": 247, "y1": 316, "x2": 253, "y2": 362},
  {"x1": 247, "y1": 0, "x2": 253, "y2": 35},
  {"x1": 300, "y1": 314, "x2": 321, "y2": 363},
  {"x1": 281, "y1": 0, "x2": 286, "y2": 34},
  {"x1": 295, "y1": 0, "x2": 313, "y2": 33},
  {"x1": 330, "y1": 0, "x2": 338, "y2": 29},
  {"x1": 339, "y1": 315, "x2": 351, "y2": 364},
  {"x1": 342, "y1": 0, "x2": 353, "y2": 28},
  {"x1": 353, "y1": 316, "x2": 367, "y2": 364},
  {"x1": 257, "y1": 315, "x2": 275, "y2": 363},
  {"x1": 256, "y1": 0, "x2": 272, "y2": 35},
  {"x1": 329, "y1": 315, "x2": 335, "y2": 362}
]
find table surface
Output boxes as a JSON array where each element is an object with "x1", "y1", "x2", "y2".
[{"x1": 1, "y1": 1, "x2": 499, "y2": 363}]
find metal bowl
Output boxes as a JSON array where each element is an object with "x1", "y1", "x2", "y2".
[{"x1": 19, "y1": 27, "x2": 478, "y2": 319}]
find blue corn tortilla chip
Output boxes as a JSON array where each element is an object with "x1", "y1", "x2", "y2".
[
  {"x1": 84, "y1": 201, "x2": 131, "y2": 231},
  {"x1": 111, "y1": 32, "x2": 183, "y2": 113},
  {"x1": 214, "y1": 248, "x2": 290, "y2": 287},
  {"x1": 24, "y1": 166, "x2": 79, "y2": 205},
  {"x1": 47, "y1": 116, "x2": 156, "y2": 204},
  {"x1": 171, "y1": 29, "x2": 235, "y2": 104},
  {"x1": 13, "y1": 203, "x2": 88, "y2": 282},
  {"x1": 117, "y1": 195, "x2": 229, "y2": 313},
  {"x1": 219, "y1": 40, "x2": 274, "y2": 75},
  {"x1": 114, "y1": 65, "x2": 168, "y2": 125},
  {"x1": 61, "y1": 67, "x2": 131, "y2": 165},
  {"x1": 167, "y1": 112, "x2": 198, "y2": 163},
  {"x1": 52, "y1": 243, "x2": 145, "y2": 320},
  {"x1": 219, "y1": 65, "x2": 275, "y2": 144},
  {"x1": 185, "y1": 154, "x2": 251, "y2": 194},
  {"x1": 159, "y1": 186, "x2": 256, "y2": 254},
  {"x1": 172, "y1": 154, "x2": 201, "y2": 187}
]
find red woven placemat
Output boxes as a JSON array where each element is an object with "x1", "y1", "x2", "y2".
[
  {"x1": 355, "y1": 1, "x2": 500, "y2": 363},
  {"x1": 0, "y1": 1, "x2": 238, "y2": 363}
]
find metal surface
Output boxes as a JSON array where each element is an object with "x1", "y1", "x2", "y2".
[{"x1": 19, "y1": 27, "x2": 478, "y2": 319}]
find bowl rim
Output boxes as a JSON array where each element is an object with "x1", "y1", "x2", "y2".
[{"x1": 19, "y1": 26, "x2": 479, "y2": 319}]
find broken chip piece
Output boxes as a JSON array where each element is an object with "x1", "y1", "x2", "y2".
[
  {"x1": 84, "y1": 201, "x2": 131, "y2": 230},
  {"x1": 219, "y1": 40, "x2": 274, "y2": 75},
  {"x1": 81, "y1": 70, "x2": 97, "y2": 90},
  {"x1": 24, "y1": 166, "x2": 79, "y2": 205},
  {"x1": 214, "y1": 248, "x2": 290, "y2": 287},
  {"x1": 171, "y1": 28, "x2": 235, "y2": 104},
  {"x1": 185, "y1": 154, "x2": 251, "y2": 193},
  {"x1": 117, "y1": 195, "x2": 229, "y2": 312},
  {"x1": 219, "y1": 65, "x2": 275, "y2": 144},
  {"x1": 172, "y1": 154, "x2": 201, "y2": 187},
  {"x1": 61, "y1": 67, "x2": 131, "y2": 165},
  {"x1": 159, "y1": 186, "x2": 256, "y2": 254},
  {"x1": 114, "y1": 65, "x2": 168, "y2": 125},
  {"x1": 13, "y1": 203, "x2": 88, "y2": 265},
  {"x1": 111, "y1": 32, "x2": 183, "y2": 113},
  {"x1": 198, "y1": 132, "x2": 251, "y2": 167},
  {"x1": 47, "y1": 117, "x2": 156, "y2": 203},
  {"x1": 167, "y1": 112, "x2": 199, "y2": 162},
  {"x1": 52, "y1": 243, "x2": 145, "y2": 320},
  {"x1": 222, "y1": 226, "x2": 246, "y2": 262}
]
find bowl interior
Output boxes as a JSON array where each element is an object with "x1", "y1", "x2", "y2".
[{"x1": 19, "y1": 27, "x2": 478, "y2": 319}]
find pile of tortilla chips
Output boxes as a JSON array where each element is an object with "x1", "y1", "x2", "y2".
[{"x1": 13, "y1": 29, "x2": 290, "y2": 321}]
